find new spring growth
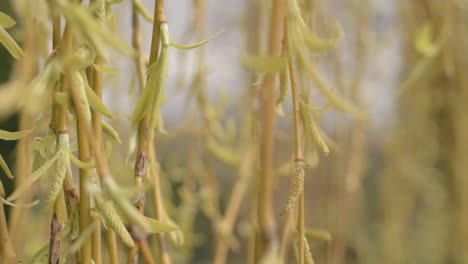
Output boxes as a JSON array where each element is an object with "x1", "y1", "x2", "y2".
[
  {"x1": 131, "y1": 22, "x2": 223, "y2": 133},
  {"x1": 281, "y1": 160, "x2": 305, "y2": 215},
  {"x1": 299, "y1": 98, "x2": 330, "y2": 155},
  {"x1": 47, "y1": 133, "x2": 70, "y2": 204}
]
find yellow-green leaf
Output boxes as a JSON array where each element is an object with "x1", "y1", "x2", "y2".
[
  {"x1": 67, "y1": 148, "x2": 95, "y2": 169},
  {"x1": 93, "y1": 64, "x2": 119, "y2": 73},
  {"x1": 84, "y1": 79, "x2": 115, "y2": 119},
  {"x1": 305, "y1": 229, "x2": 332, "y2": 241},
  {"x1": 1, "y1": 197, "x2": 39, "y2": 208},
  {"x1": 0, "y1": 12, "x2": 16, "y2": 28},
  {"x1": 0, "y1": 154, "x2": 14, "y2": 179},
  {"x1": 103, "y1": 177, "x2": 179, "y2": 234},
  {"x1": 0, "y1": 128, "x2": 34, "y2": 141},
  {"x1": 102, "y1": 121, "x2": 121, "y2": 143},
  {"x1": 170, "y1": 29, "x2": 224, "y2": 50},
  {"x1": 414, "y1": 23, "x2": 439, "y2": 57},
  {"x1": 0, "y1": 27, "x2": 23, "y2": 59},
  {"x1": 302, "y1": 23, "x2": 342, "y2": 52}
]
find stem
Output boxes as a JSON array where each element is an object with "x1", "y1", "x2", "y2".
[
  {"x1": 47, "y1": 3, "x2": 69, "y2": 261},
  {"x1": 284, "y1": 19, "x2": 306, "y2": 262},
  {"x1": 192, "y1": 0, "x2": 221, "y2": 248},
  {"x1": 62, "y1": 16, "x2": 93, "y2": 263},
  {"x1": 279, "y1": 211, "x2": 294, "y2": 259},
  {"x1": 130, "y1": 0, "x2": 168, "y2": 262},
  {"x1": 212, "y1": 145, "x2": 256, "y2": 264},
  {"x1": 87, "y1": 66, "x2": 102, "y2": 264},
  {"x1": 286, "y1": 28, "x2": 305, "y2": 264},
  {"x1": 149, "y1": 144, "x2": 172, "y2": 264},
  {"x1": 256, "y1": 0, "x2": 286, "y2": 256},
  {"x1": 139, "y1": 239, "x2": 157, "y2": 264},
  {"x1": 8, "y1": 3, "x2": 39, "y2": 249},
  {"x1": 0, "y1": 188, "x2": 16, "y2": 263}
]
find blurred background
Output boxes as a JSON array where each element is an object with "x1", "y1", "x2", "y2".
[{"x1": 1, "y1": 0, "x2": 468, "y2": 263}]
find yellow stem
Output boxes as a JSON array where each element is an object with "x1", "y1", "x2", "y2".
[{"x1": 256, "y1": 0, "x2": 286, "y2": 256}]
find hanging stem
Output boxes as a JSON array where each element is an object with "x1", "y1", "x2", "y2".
[
  {"x1": 193, "y1": 0, "x2": 221, "y2": 226},
  {"x1": 129, "y1": 0, "x2": 168, "y2": 262},
  {"x1": 47, "y1": 2, "x2": 69, "y2": 262},
  {"x1": 212, "y1": 145, "x2": 257, "y2": 264},
  {"x1": 286, "y1": 24, "x2": 305, "y2": 263},
  {"x1": 8, "y1": 2, "x2": 39, "y2": 252},
  {"x1": 256, "y1": 0, "x2": 286, "y2": 257},
  {"x1": 0, "y1": 185, "x2": 16, "y2": 263},
  {"x1": 149, "y1": 144, "x2": 172, "y2": 264}
]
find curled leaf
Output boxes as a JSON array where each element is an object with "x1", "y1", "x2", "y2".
[
  {"x1": 298, "y1": 56, "x2": 366, "y2": 120},
  {"x1": 170, "y1": 29, "x2": 224, "y2": 50},
  {"x1": 302, "y1": 22, "x2": 342, "y2": 52},
  {"x1": 1, "y1": 197, "x2": 39, "y2": 208},
  {"x1": 67, "y1": 148, "x2": 95, "y2": 169},
  {"x1": 84, "y1": 76, "x2": 115, "y2": 119},
  {"x1": 102, "y1": 121, "x2": 122, "y2": 143}
]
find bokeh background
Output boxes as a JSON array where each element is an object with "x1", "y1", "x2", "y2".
[{"x1": 1, "y1": 0, "x2": 468, "y2": 263}]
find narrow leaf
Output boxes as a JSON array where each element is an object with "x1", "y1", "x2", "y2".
[
  {"x1": 1, "y1": 197, "x2": 39, "y2": 208},
  {"x1": 0, "y1": 154, "x2": 13, "y2": 179},
  {"x1": 0, "y1": 128, "x2": 34, "y2": 140},
  {"x1": 0, "y1": 27, "x2": 23, "y2": 59},
  {"x1": 102, "y1": 121, "x2": 122, "y2": 143},
  {"x1": 84, "y1": 79, "x2": 115, "y2": 119},
  {"x1": 67, "y1": 148, "x2": 95, "y2": 169},
  {"x1": 93, "y1": 64, "x2": 119, "y2": 73},
  {"x1": 0, "y1": 12, "x2": 16, "y2": 28},
  {"x1": 170, "y1": 29, "x2": 224, "y2": 50}
]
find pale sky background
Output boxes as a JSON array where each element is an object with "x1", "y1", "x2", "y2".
[{"x1": 105, "y1": 0, "x2": 402, "y2": 134}]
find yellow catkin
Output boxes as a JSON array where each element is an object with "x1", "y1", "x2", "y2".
[
  {"x1": 94, "y1": 197, "x2": 135, "y2": 248},
  {"x1": 281, "y1": 160, "x2": 305, "y2": 215},
  {"x1": 276, "y1": 56, "x2": 289, "y2": 106},
  {"x1": 299, "y1": 99, "x2": 330, "y2": 155},
  {"x1": 47, "y1": 134, "x2": 69, "y2": 203},
  {"x1": 303, "y1": 235, "x2": 315, "y2": 264}
]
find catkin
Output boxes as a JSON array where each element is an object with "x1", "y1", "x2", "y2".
[
  {"x1": 47, "y1": 134, "x2": 69, "y2": 203},
  {"x1": 299, "y1": 99, "x2": 330, "y2": 155},
  {"x1": 276, "y1": 56, "x2": 289, "y2": 105},
  {"x1": 281, "y1": 160, "x2": 305, "y2": 215},
  {"x1": 303, "y1": 235, "x2": 315, "y2": 264},
  {"x1": 94, "y1": 197, "x2": 135, "y2": 247}
]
